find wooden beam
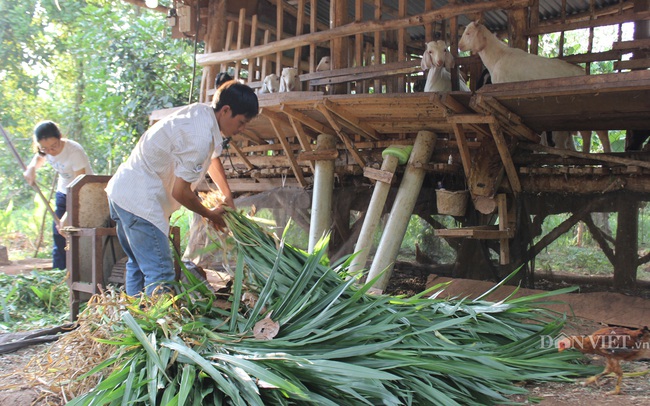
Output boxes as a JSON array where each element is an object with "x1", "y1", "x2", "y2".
[
  {"x1": 489, "y1": 122, "x2": 521, "y2": 193},
  {"x1": 228, "y1": 178, "x2": 301, "y2": 193},
  {"x1": 280, "y1": 104, "x2": 332, "y2": 134},
  {"x1": 308, "y1": 63, "x2": 422, "y2": 86},
  {"x1": 583, "y1": 215, "x2": 615, "y2": 263},
  {"x1": 447, "y1": 115, "x2": 497, "y2": 125},
  {"x1": 276, "y1": 0, "x2": 283, "y2": 75},
  {"x1": 451, "y1": 123, "x2": 472, "y2": 179},
  {"x1": 435, "y1": 226, "x2": 515, "y2": 239},
  {"x1": 497, "y1": 194, "x2": 510, "y2": 265},
  {"x1": 613, "y1": 38, "x2": 650, "y2": 51},
  {"x1": 293, "y1": 0, "x2": 306, "y2": 69},
  {"x1": 374, "y1": 0, "x2": 382, "y2": 92},
  {"x1": 227, "y1": 141, "x2": 255, "y2": 171},
  {"x1": 614, "y1": 58, "x2": 650, "y2": 70},
  {"x1": 530, "y1": 9, "x2": 650, "y2": 36},
  {"x1": 234, "y1": 8, "x2": 246, "y2": 80},
  {"x1": 309, "y1": 0, "x2": 317, "y2": 72},
  {"x1": 316, "y1": 104, "x2": 366, "y2": 168},
  {"x1": 519, "y1": 143, "x2": 650, "y2": 170},
  {"x1": 364, "y1": 167, "x2": 395, "y2": 184},
  {"x1": 298, "y1": 149, "x2": 339, "y2": 161},
  {"x1": 268, "y1": 116, "x2": 308, "y2": 187},
  {"x1": 197, "y1": 0, "x2": 529, "y2": 66},
  {"x1": 472, "y1": 95, "x2": 540, "y2": 142},
  {"x1": 528, "y1": 200, "x2": 596, "y2": 258},
  {"x1": 248, "y1": 14, "x2": 258, "y2": 82},
  {"x1": 289, "y1": 117, "x2": 315, "y2": 171},
  {"x1": 322, "y1": 99, "x2": 379, "y2": 140}
]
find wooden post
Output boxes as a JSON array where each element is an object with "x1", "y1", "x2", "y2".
[
  {"x1": 397, "y1": 0, "x2": 406, "y2": 93},
  {"x1": 276, "y1": 1, "x2": 284, "y2": 75},
  {"x1": 234, "y1": 8, "x2": 246, "y2": 80},
  {"x1": 367, "y1": 131, "x2": 437, "y2": 291},
  {"x1": 223, "y1": 21, "x2": 235, "y2": 74},
  {"x1": 308, "y1": 133, "x2": 338, "y2": 253},
  {"x1": 529, "y1": 0, "x2": 540, "y2": 55},
  {"x1": 309, "y1": 0, "x2": 317, "y2": 72},
  {"x1": 633, "y1": 0, "x2": 650, "y2": 63},
  {"x1": 261, "y1": 30, "x2": 270, "y2": 80},
  {"x1": 354, "y1": 0, "x2": 363, "y2": 93},
  {"x1": 613, "y1": 197, "x2": 638, "y2": 289},
  {"x1": 508, "y1": 8, "x2": 528, "y2": 51},
  {"x1": 249, "y1": 15, "x2": 258, "y2": 82},
  {"x1": 293, "y1": 0, "x2": 306, "y2": 69},
  {"x1": 557, "y1": 0, "x2": 566, "y2": 58},
  {"x1": 373, "y1": 0, "x2": 382, "y2": 93},
  {"x1": 497, "y1": 194, "x2": 510, "y2": 265},
  {"x1": 449, "y1": 1, "x2": 460, "y2": 91},
  {"x1": 199, "y1": 0, "x2": 226, "y2": 103},
  {"x1": 424, "y1": 0, "x2": 434, "y2": 43},
  {"x1": 331, "y1": 0, "x2": 349, "y2": 94}
]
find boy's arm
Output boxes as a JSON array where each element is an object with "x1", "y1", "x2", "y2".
[
  {"x1": 172, "y1": 177, "x2": 226, "y2": 230},
  {"x1": 207, "y1": 157, "x2": 235, "y2": 208}
]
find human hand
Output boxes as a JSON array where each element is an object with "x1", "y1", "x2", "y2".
[{"x1": 207, "y1": 205, "x2": 227, "y2": 231}]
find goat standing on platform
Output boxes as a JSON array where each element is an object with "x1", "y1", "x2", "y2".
[
  {"x1": 459, "y1": 21, "x2": 584, "y2": 83},
  {"x1": 421, "y1": 40, "x2": 470, "y2": 92},
  {"x1": 279, "y1": 67, "x2": 301, "y2": 92},
  {"x1": 459, "y1": 21, "x2": 585, "y2": 150}
]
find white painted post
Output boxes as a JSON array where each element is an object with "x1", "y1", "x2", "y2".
[
  {"x1": 308, "y1": 133, "x2": 337, "y2": 253},
  {"x1": 366, "y1": 131, "x2": 437, "y2": 291},
  {"x1": 349, "y1": 145, "x2": 412, "y2": 275}
]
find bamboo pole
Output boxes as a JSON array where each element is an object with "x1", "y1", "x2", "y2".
[
  {"x1": 366, "y1": 131, "x2": 437, "y2": 291},
  {"x1": 308, "y1": 133, "x2": 337, "y2": 253},
  {"x1": 349, "y1": 147, "x2": 411, "y2": 275},
  {"x1": 0, "y1": 123, "x2": 60, "y2": 222}
]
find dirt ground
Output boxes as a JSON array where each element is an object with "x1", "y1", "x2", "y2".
[{"x1": 1, "y1": 262, "x2": 649, "y2": 405}]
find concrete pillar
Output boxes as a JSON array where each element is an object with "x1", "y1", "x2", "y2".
[
  {"x1": 349, "y1": 145, "x2": 412, "y2": 275},
  {"x1": 367, "y1": 131, "x2": 437, "y2": 291},
  {"x1": 308, "y1": 133, "x2": 338, "y2": 253}
]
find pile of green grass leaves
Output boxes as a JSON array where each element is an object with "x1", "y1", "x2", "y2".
[
  {"x1": 66, "y1": 210, "x2": 593, "y2": 405},
  {"x1": 0, "y1": 268, "x2": 69, "y2": 332}
]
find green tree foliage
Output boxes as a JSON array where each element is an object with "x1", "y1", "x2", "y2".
[{"x1": 1, "y1": 0, "x2": 201, "y2": 254}]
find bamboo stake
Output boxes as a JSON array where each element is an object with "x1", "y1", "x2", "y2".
[{"x1": 0, "y1": 123, "x2": 60, "y2": 222}]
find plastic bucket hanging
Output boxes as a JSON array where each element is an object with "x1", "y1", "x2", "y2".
[{"x1": 436, "y1": 189, "x2": 469, "y2": 216}]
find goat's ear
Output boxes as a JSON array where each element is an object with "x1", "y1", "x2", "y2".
[{"x1": 444, "y1": 51, "x2": 455, "y2": 69}]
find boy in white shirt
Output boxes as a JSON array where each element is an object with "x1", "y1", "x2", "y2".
[{"x1": 106, "y1": 81, "x2": 258, "y2": 296}]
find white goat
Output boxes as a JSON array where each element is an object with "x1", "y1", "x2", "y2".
[
  {"x1": 257, "y1": 73, "x2": 280, "y2": 94},
  {"x1": 279, "y1": 67, "x2": 301, "y2": 92},
  {"x1": 316, "y1": 56, "x2": 331, "y2": 72},
  {"x1": 458, "y1": 21, "x2": 584, "y2": 83},
  {"x1": 459, "y1": 21, "x2": 584, "y2": 150},
  {"x1": 420, "y1": 40, "x2": 470, "y2": 92}
]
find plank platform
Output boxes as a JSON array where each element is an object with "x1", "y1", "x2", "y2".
[{"x1": 151, "y1": 70, "x2": 650, "y2": 196}]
